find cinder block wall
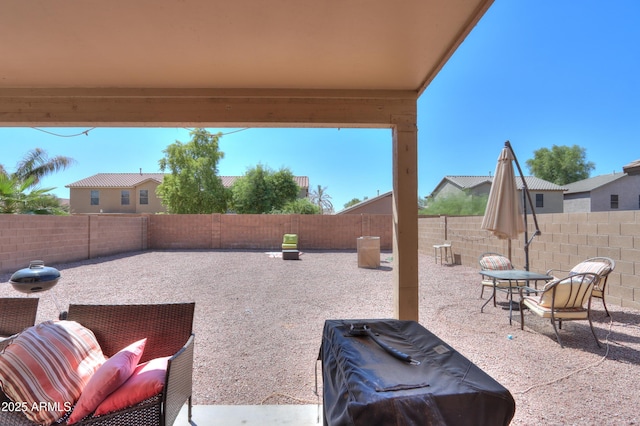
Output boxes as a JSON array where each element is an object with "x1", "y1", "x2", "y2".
[
  {"x1": 147, "y1": 214, "x2": 213, "y2": 249},
  {"x1": 419, "y1": 211, "x2": 640, "y2": 311},
  {"x1": 1, "y1": 213, "x2": 392, "y2": 274},
  {"x1": 89, "y1": 215, "x2": 148, "y2": 258},
  {"x1": 0, "y1": 215, "x2": 145, "y2": 273},
  {"x1": 147, "y1": 214, "x2": 392, "y2": 251},
  {"x1": 3, "y1": 212, "x2": 637, "y2": 310}
]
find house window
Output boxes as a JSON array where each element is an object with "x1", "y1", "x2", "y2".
[
  {"x1": 121, "y1": 190, "x2": 130, "y2": 205},
  {"x1": 611, "y1": 194, "x2": 619, "y2": 209},
  {"x1": 140, "y1": 189, "x2": 149, "y2": 205},
  {"x1": 535, "y1": 193, "x2": 544, "y2": 208},
  {"x1": 90, "y1": 190, "x2": 99, "y2": 205}
]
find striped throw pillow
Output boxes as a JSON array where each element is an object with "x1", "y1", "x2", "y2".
[
  {"x1": 480, "y1": 255, "x2": 513, "y2": 271},
  {"x1": 0, "y1": 321, "x2": 106, "y2": 425},
  {"x1": 570, "y1": 261, "x2": 610, "y2": 277}
]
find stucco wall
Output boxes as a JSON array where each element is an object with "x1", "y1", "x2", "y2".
[
  {"x1": 564, "y1": 193, "x2": 591, "y2": 213},
  {"x1": 69, "y1": 183, "x2": 166, "y2": 214},
  {"x1": 528, "y1": 191, "x2": 564, "y2": 214},
  {"x1": 591, "y1": 178, "x2": 640, "y2": 211}
]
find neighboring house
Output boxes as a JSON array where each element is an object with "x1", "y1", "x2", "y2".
[
  {"x1": 337, "y1": 191, "x2": 392, "y2": 215},
  {"x1": 429, "y1": 175, "x2": 566, "y2": 214},
  {"x1": 564, "y1": 172, "x2": 640, "y2": 212},
  {"x1": 66, "y1": 173, "x2": 167, "y2": 214},
  {"x1": 623, "y1": 159, "x2": 640, "y2": 175},
  {"x1": 67, "y1": 173, "x2": 309, "y2": 214}
]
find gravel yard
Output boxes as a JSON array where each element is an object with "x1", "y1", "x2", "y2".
[{"x1": 2, "y1": 249, "x2": 639, "y2": 425}]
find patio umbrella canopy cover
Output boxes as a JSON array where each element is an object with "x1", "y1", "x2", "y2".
[{"x1": 481, "y1": 146, "x2": 525, "y2": 241}]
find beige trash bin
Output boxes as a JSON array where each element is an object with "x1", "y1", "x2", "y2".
[{"x1": 357, "y1": 236, "x2": 380, "y2": 269}]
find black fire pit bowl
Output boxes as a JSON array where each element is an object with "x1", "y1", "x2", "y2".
[{"x1": 10, "y1": 260, "x2": 61, "y2": 294}]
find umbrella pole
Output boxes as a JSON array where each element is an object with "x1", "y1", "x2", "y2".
[{"x1": 505, "y1": 141, "x2": 541, "y2": 271}]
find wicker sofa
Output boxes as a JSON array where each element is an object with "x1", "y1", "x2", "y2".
[
  {"x1": 0, "y1": 302, "x2": 195, "y2": 426},
  {"x1": 0, "y1": 298, "x2": 39, "y2": 338}
]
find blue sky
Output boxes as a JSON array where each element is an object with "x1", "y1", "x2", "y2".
[{"x1": 2, "y1": 1, "x2": 639, "y2": 211}]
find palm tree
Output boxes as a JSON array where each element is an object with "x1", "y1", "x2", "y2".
[
  {"x1": 310, "y1": 184, "x2": 334, "y2": 214},
  {"x1": 0, "y1": 148, "x2": 74, "y2": 214},
  {"x1": 10, "y1": 148, "x2": 75, "y2": 188}
]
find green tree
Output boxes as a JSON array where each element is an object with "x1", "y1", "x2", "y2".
[
  {"x1": 525, "y1": 144, "x2": 595, "y2": 185},
  {"x1": 344, "y1": 196, "x2": 368, "y2": 209},
  {"x1": 230, "y1": 164, "x2": 300, "y2": 214},
  {"x1": 0, "y1": 174, "x2": 67, "y2": 214},
  {"x1": 310, "y1": 185, "x2": 333, "y2": 214},
  {"x1": 419, "y1": 192, "x2": 488, "y2": 216},
  {"x1": 157, "y1": 129, "x2": 229, "y2": 213},
  {"x1": 273, "y1": 198, "x2": 321, "y2": 214},
  {"x1": 0, "y1": 148, "x2": 74, "y2": 214}
]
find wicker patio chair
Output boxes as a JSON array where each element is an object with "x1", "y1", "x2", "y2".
[
  {"x1": 0, "y1": 302, "x2": 195, "y2": 426},
  {"x1": 519, "y1": 272, "x2": 600, "y2": 348},
  {"x1": 546, "y1": 257, "x2": 615, "y2": 316},
  {"x1": 0, "y1": 297, "x2": 39, "y2": 339},
  {"x1": 478, "y1": 252, "x2": 516, "y2": 302}
]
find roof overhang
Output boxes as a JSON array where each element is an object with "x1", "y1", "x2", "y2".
[
  {"x1": 623, "y1": 160, "x2": 640, "y2": 175},
  {"x1": 0, "y1": 0, "x2": 494, "y2": 127}
]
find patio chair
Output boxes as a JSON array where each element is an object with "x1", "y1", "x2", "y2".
[
  {"x1": 282, "y1": 233, "x2": 298, "y2": 250},
  {"x1": 519, "y1": 272, "x2": 600, "y2": 348},
  {"x1": 282, "y1": 233, "x2": 299, "y2": 260},
  {"x1": 66, "y1": 303, "x2": 195, "y2": 426},
  {"x1": 0, "y1": 297, "x2": 39, "y2": 338},
  {"x1": 547, "y1": 257, "x2": 615, "y2": 316},
  {"x1": 478, "y1": 252, "x2": 516, "y2": 302},
  {"x1": 0, "y1": 302, "x2": 195, "y2": 426}
]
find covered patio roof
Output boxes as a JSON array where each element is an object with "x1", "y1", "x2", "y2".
[
  {"x1": 0, "y1": 0, "x2": 494, "y2": 320},
  {"x1": 1, "y1": 0, "x2": 491, "y2": 94}
]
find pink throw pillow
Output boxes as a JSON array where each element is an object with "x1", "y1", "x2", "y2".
[
  {"x1": 67, "y1": 338, "x2": 147, "y2": 424},
  {"x1": 93, "y1": 356, "x2": 170, "y2": 417},
  {"x1": 0, "y1": 321, "x2": 105, "y2": 426}
]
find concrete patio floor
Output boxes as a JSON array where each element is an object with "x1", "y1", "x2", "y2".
[{"x1": 176, "y1": 404, "x2": 322, "y2": 426}]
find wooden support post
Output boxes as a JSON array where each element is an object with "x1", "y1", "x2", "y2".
[{"x1": 392, "y1": 115, "x2": 419, "y2": 321}]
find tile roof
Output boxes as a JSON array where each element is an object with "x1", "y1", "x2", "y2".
[
  {"x1": 564, "y1": 173, "x2": 628, "y2": 194},
  {"x1": 623, "y1": 159, "x2": 640, "y2": 175},
  {"x1": 67, "y1": 173, "x2": 309, "y2": 189},
  {"x1": 444, "y1": 176, "x2": 566, "y2": 191},
  {"x1": 66, "y1": 173, "x2": 165, "y2": 188}
]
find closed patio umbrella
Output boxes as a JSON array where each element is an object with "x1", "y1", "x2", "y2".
[{"x1": 482, "y1": 141, "x2": 540, "y2": 269}]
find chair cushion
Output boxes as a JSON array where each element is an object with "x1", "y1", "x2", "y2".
[
  {"x1": 570, "y1": 261, "x2": 611, "y2": 291},
  {"x1": 93, "y1": 356, "x2": 170, "y2": 417},
  {"x1": 282, "y1": 234, "x2": 298, "y2": 245},
  {"x1": 479, "y1": 255, "x2": 513, "y2": 271},
  {"x1": 0, "y1": 321, "x2": 105, "y2": 426},
  {"x1": 66, "y1": 338, "x2": 147, "y2": 424},
  {"x1": 481, "y1": 279, "x2": 513, "y2": 288},
  {"x1": 522, "y1": 296, "x2": 589, "y2": 319},
  {"x1": 570, "y1": 261, "x2": 610, "y2": 279},
  {"x1": 538, "y1": 276, "x2": 594, "y2": 308}
]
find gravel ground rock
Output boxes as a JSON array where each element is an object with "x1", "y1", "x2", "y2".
[{"x1": 2, "y1": 250, "x2": 639, "y2": 425}]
